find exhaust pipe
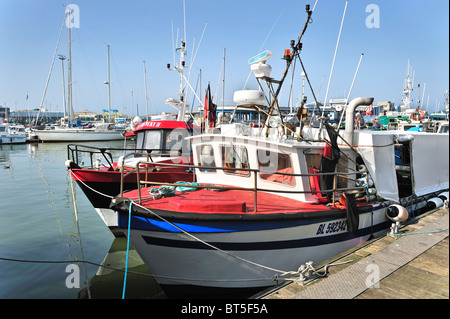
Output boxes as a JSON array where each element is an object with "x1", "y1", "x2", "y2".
[{"x1": 344, "y1": 97, "x2": 374, "y2": 145}]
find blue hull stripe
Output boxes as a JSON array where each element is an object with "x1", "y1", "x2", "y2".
[
  {"x1": 120, "y1": 214, "x2": 344, "y2": 233},
  {"x1": 141, "y1": 221, "x2": 390, "y2": 251}
]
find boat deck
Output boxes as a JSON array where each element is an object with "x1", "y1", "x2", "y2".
[
  {"x1": 124, "y1": 186, "x2": 351, "y2": 216},
  {"x1": 260, "y1": 206, "x2": 449, "y2": 299}
]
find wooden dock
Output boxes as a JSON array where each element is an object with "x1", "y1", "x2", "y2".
[{"x1": 262, "y1": 206, "x2": 449, "y2": 299}]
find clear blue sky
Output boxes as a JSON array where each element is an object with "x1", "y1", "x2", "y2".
[{"x1": 1, "y1": 0, "x2": 448, "y2": 116}]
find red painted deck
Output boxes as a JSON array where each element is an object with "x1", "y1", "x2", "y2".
[{"x1": 123, "y1": 186, "x2": 349, "y2": 216}]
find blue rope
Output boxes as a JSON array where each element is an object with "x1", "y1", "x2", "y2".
[{"x1": 122, "y1": 200, "x2": 133, "y2": 299}]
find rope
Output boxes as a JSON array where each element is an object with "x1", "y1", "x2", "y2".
[
  {"x1": 130, "y1": 200, "x2": 303, "y2": 279},
  {"x1": 122, "y1": 200, "x2": 133, "y2": 299},
  {"x1": 0, "y1": 256, "x2": 273, "y2": 282},
  {"x1": 394, "y1": 229, "x2": 449, "y2": 237},
  {"x1": 66, "y1": 174, "x2": 292, "y2": 281},
  {"x1": 68, "y1": 169, "x2": 115, "y2": 199},
  {"x1": 69, "y1": 174, "x2": 92, "y2": 299}
]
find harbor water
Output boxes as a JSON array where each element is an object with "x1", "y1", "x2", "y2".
[{"x1": 0, "y1": 141, "x2": 166, "y2": 299}]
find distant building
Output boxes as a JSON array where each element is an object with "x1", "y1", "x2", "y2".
[
  {"x1": 9, "y1": 109, "x2": 64, "y2": 124},
  {"x1": 0, "y1": 106, "x2": 10, "y2": 121}
]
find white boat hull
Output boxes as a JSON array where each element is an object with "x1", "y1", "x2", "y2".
[
  {"x1": 119, "y1": 204, "x2": 393, "y2": 293},
  {"x1": 0, "y1": 136, "x2": 27, "y2": 144},
  {"x1": 34, "y1": 129, "x2": 123, "y2": 142}
]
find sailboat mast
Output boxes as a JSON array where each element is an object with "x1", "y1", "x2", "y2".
[
  {"x1": 222, "y1": 47, "x2": 226, "y2": 114},
  {"x1": 58, "y1": 55, "x2": 67, "y2": 120},
  {"x1": 67, "y1": 10, "x2": 73, "y2": 125},
  {"x1": 107, "y1": 45, "x2": 111, "y2": 123},
  {"x1": 177, "y1": 40, "x2": 187, "y2": 121},
  {"x1": 143, "y1": 60, "x2": 149, "y2": 121}
]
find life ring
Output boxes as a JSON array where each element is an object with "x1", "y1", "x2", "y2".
[{"x1": 411, "y1": 109, "x2": 424, "y2": 121}]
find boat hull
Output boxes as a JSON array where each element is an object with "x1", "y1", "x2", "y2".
[
  {"x1": 34, "y1": 129, "x2": 124, "y2": 142},
  {"x1": 70, "y1": 168, "x2": 194, "y2": 234},
  {"x1": 0, "y1": 136, "x2": 27, "y2": 144},
  {"x1": 116, "y1": 201, "x2": 414, "y2": 296}
]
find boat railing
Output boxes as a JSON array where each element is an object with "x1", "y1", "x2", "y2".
[
  {"x1": 122, "y1": 160, "x2": 370, "y2": 212},
  {"x1": 67, "y1": 144, "x2": 177, "y2": 170}
]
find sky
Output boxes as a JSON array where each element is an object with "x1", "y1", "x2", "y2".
[{"x1": 0, "y1": 0, "x2": 449, "y2": 116}]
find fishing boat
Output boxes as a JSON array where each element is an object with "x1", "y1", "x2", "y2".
[
  {"x1": 0, "y1": 120, "x2": 27, "y2": 144},
  {"x1": 110, "y1": 6, "x2": 449, "y2": 298},
  {"x1": 66, "y1": 29, "x2": 199, "y2": 236},
  {"x1": 66, "y1": 119, "x2": 196, "y2": 236},
  {"x1": 376, "y1": 60, "x2": 435, "y2": 132}
]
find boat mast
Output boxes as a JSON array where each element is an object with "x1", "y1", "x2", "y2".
[
  {"x1": 167, "y1": 29, "x2": 188, "y2": 121},
  {"x1": 143, "y1": 60, "x2": 149, "y2": 121},
  {"x1": 222, "y1": 47, "x2": 226, "y2": 114},
  {"x1": 445, "y1": 90, "x2": 449, "y2": 113},
  {"x1": 67, "y1": 7, "x2": 73, "y2": 126},
  {"x1": 106, "y1": 45, "x2": 111, "y2": 123},
  {"x1": 401, "y1": 60, "x2": 413, "y2": 112},
  {"x1": 178, "y1": 41, "x2": 187, "y2": 121},
  {"x1": 58, "y1": 55, "x2": 67, "y2": 120},
  {"x1": 260, "y1": 4, "x2": 313, "y2": 137}
]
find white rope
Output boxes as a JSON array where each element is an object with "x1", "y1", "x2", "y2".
[
  {"x1": 131, "y1": 200, "x2": 299, "y2": 278},
  {"x1": 322, "y1": 0, "x2": 348, "y2": 116},
  {"x1": 69, "y1": 169, "x2": 115, "y2": 199},
  {"x1": 68, "y1": 173, "x2": 92, "y2": 299}
]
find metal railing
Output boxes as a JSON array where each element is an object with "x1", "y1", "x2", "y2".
[
  {"x1": 67, "y1": 144, "x2": 185, "y2": 170},
  {"x1": 119, "y1": 160, "x2": 371, "y2": 212}
]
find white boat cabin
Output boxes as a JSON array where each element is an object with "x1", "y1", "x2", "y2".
[
  {"x1": 188, "y1": 125, "x2": 449, "y2": 206},
  {"x1": 189, "y1": 131, "x2": 333, "y2": 203}
]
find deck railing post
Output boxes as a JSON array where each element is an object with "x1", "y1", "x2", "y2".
[
  {"x1": 119, "y1": 158, "x2": 125, "y2": 197},
  {"x1": 136, "y1": 164, "x2": 142, "y2": 204},
  {"x1": 254, "y1": 170, "x2": 258, "y2": 212}
]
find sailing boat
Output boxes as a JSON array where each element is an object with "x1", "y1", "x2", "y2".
[{"x1": 33, "y1": 8, "x2": 123, "y2": 142}]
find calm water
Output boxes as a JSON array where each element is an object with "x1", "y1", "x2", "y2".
[{"x1": 0, "y1": 141, "x2": 166, "y2": 299}]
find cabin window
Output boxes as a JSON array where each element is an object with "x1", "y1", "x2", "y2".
[
  {"x1": 197, "y1": 144, "x2": 216, "y2": 172},
  {"x1": 257, "y1": 150, "x2": 295, "y2": 186},
  {"x1": 164, "y1": 129, "x2": 189, "y2": 156},
  {"x1": 135, "y1": 132, "x2": 145, "y2": 151},
  {"x1": 142, "y1": 130, "x2": 163, "y2": 153},
  {"x1": 221, "y1": 145, "x2": 250, "y2": 176}
]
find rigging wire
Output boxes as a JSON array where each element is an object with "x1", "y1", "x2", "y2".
[
  {"x1": 69, "y1": 174, "x2": 92, "y2": 299},
  {"x1": 243, "y1": 9, "x2": 285, "y2": 90},
  {"x1": 35, "y1": 11, "x2": 68, "y2": 127},
  {"x1": 321, "y1": 0, "x2": 349, "y2": 117}
]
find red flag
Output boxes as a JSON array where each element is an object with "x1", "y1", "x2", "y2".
[{"x1": 203, "y1": 83, "x2": 216, "y2": 129}]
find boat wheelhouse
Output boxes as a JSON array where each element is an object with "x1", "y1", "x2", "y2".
[
  {"x1": 66, "y1": 119, "x2": 196, "y2": 236},
  {"x1": 0, "y1": 121, "x2": 27, "y2": 144}
]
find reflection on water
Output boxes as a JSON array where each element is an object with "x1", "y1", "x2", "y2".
[
  {"x1": 0, "y1": 141, "x2": 267, "y2": 299},
  {"x1": 0, "y1": 143, "x2": 27, "y2": 168},
  {"x1": 79, "y1": 238, "x2": 167, "y2": 299}
]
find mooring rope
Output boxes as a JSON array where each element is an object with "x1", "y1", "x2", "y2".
[
  {"x1": 69, "y1": 173, "x2": 92, "y2": 299},
  {"x1": 121, "y1": 200, "x2": 133, "y2": 299},
  {"x1": 130, "y1": 200, "x2": 304, "y2": 280}
]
